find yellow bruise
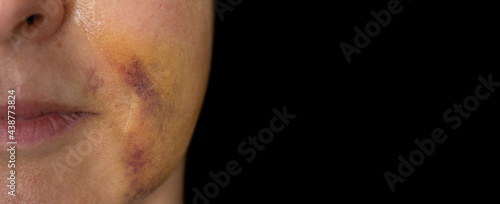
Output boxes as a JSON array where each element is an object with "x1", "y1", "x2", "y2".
[{"x1": 73, "y1": 0, "x2": 181, "y2": 83}]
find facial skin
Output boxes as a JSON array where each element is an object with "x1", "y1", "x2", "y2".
[{"x1": 0, "y1": 0, "x2": 213, "y2": 203}]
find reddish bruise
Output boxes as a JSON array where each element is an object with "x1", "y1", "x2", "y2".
[
  {"x1": 121, "y1": 57, "x2": 158, "y2": 101},
  {"x1": 85, "y1": 66, "x2": 104, "y2": 93},
  {"x1": 126, "y1": 146, "x2": 150, "y2": 175},
  {"x1": 119, "y1": 57, "x2": 165, "y2": 202},
  {"x1": 125, "y1": 179, "x2": 147, "y2": 204},
  {"x1": 124, "y1": 143, "x2": 153, "y2": 203}
]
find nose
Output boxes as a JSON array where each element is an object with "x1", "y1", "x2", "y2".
[{"x1": 0, "y1": 0, "x2": 65, "y2": 43}]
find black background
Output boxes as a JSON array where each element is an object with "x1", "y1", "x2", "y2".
[{"x1": 185, "y1": 0, "x2": 499, "y2": 203}]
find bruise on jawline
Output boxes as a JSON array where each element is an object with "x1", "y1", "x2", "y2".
[
  {"x1": 123, "y1": 140, "x2": 156, "y2": 203},
  {"x1": 126, "y1": 144, "x2": 150, "y2": 175}
]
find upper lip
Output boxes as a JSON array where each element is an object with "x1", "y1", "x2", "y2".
[{"x1": 0, "y1": 102, "x2": 96, "y2": 120}]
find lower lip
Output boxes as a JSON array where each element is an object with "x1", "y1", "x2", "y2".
[{"x1": 0, "y1": 113, "x2": 91, "y2": 147}]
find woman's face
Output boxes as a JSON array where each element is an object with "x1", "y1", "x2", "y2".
[{"x1": 0, "y1": 0, "x2": 213, "y2": 203}]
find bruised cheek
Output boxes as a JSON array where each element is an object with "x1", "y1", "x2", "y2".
[
  {"x1": 84, "y1": 66, "x2": 104, "y2": 94},
  {"x1": 120, "y1": 57, "x2": 160, "y2": 104},
  {"x1": 77, "y1": 32, "x2": 173, "y2": 203},
  {"x1": 82, "y1": 55, "x2": 173, "y2": 202},
  {"x1": 122, "y1": 141, "x2": 157, "y2": 201},
  {"x1": 87, "y1": 41, "x2": 179, "y2": 202},
  {"x1": 113, "y1": 56, "x2": 170, "y2": 199},
  {"x1": 75, "y1": 2, "x2": 186, "y2": 201},
  {"x1": 116, "y1": 57, "x2": 167, "y2": 201}
]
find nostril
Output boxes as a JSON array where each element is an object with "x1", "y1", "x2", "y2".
[
  {"x1": 0, "y1": 1, "x2": 66, "y2": 44},
  {"x1": 26, "y1": 15, "x2": 36, "y2": 26},
  {"x1": 25, "y1": 14, "x2": 43, "y2": 26}
]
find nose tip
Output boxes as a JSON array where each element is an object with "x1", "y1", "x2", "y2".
[{"x1": 0, "y1": 0, "x2": 64, "y2": 43}]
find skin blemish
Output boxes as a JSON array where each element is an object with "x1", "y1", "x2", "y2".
[
  {"x1": 121, "y1": 57, "x2": 158, "y2": 101},
  {"x1": 123, "y1": 142, "x2": 155, "y2": 203},
  {"x1": 85, "y1": 66, "x2": 104, "y2": 93},
  {"x1": 127, "y1": 146, "x2": 149, "y2": 175},
  {"x1": 125, "y1": 179, "x2": 149, "y2": 204}
]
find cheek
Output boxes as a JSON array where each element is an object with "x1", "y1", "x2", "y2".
[
  {"x1": 122, "y1": 139, "x2": 157, "y2": 201},
  {"x1": 78, "y1": 48, "x2": 176, "y2": 202},
  {"x1": 126, "y1": 145, "x2": 151, "y2": 175},
  {"x1": 73, "y1": 0, "x2": 210, "y2": 201},
  {"x1": 84, "y1": 66, "x2": 104, "y2": 94},
  {"x1": 73, "y1": 0, "x2": 185, "y2": 52},
  {"x1": 102, "y1": 56, "x2": 177, "y2": 202},
  {"x1": 120, "y1": 57, "x2": 159, "y2": 102}
]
